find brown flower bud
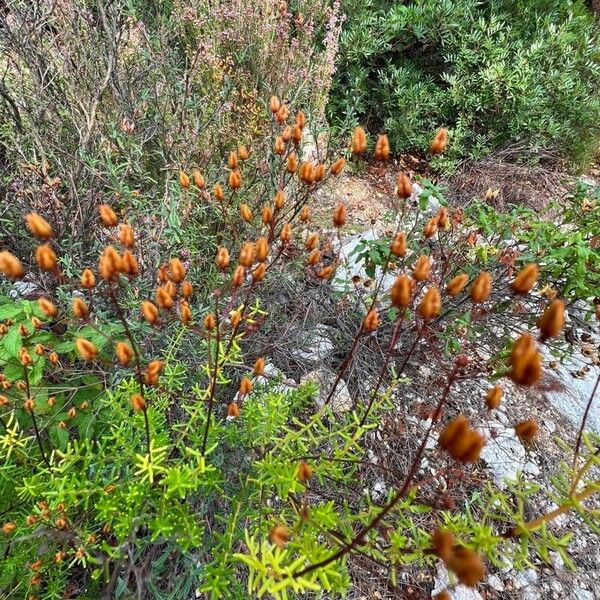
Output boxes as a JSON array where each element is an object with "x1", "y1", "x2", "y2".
[
  {"x1": 363, "y1": 308, "x2": 380, "y2": 331},
  {"x1": 447, "y1": 546, "x2": 485, "y2": 587},
  {"x1": 276, "y1": 104, "x2": 289, "y2": 123},
  {"x1": 274, "y1": 191, "x2": 285, "y2": 210},
  {"x1": 227, "y1": 402, "x2": 240, "y2": 418},
  {"x1": 307, "y1": 249, "x2": 321, "y2": 266},
  {"x1": 81, "y1": 269, "x2": 96, "y2": 289},
  {"x1": 413, "y1": 255, "x2": 431, "y2": 281},
  {"x1": 269, "y1": 95, "x2": 281, "y2": 113},
  {"x1": 537, "y1": 299, "x2": 565, "y2": 341},
  {"x1": 76, "y1": 338, "x2": 98, "y2": 361},
  {"x1": 391, "y1": 275, "x2": 413, "y2": 308},
  {"x1": 169, "y1": 258, "x2": 186, "y2": 283},
  {"x1": 299, "y1": 162, "x2": 314, "y2": 184},
  {"x1": 118, "y1": 224, "x2": 135, "y2": 247},
  {"x1": 232, "y1": 265, "x2": 245, "y2": 287},
  {"x1": 390, "y1": 232, "x2": 407, "y2": 257},
  {"x1": 287, "y1": 153, "x2": 298, "y2": 173},
  {"x1": 396, "y1": 173, "x2": 412, "y2": 199},
  {"x1": 99, "y1": 204, "x2": 118, "y2": 227},
  {"x1": 305, "y1": 233, "x2": 319, "y2": 251},
  {"x1": 25, "y1": 213, "x2": 53, "y2": 240},
  {"x1": 192, "y1": 170, "x2": 205, "y2": 188},
  {"x1": 180, "y1": 303, "x2": 192, "y2": 325},
  {"x1": 485, "y1": 386, "x2": 503, "y2": 410},
  {"x1": 313, "y1": 163, "x2": 326, "y2": 182},
  {"x1": 297, "y1": 461, "x2": 313, "y2": 483},
  {"x1": 67, "y1": 406, "x2": 77, "y2": 418},
  {"x1": 351, "y1": 126, "x2": 367, "y2": 155},
  {"x1": 204, "y1": 313, "x2": 216, "y2": 330},
  {"x1": 256, "y1": 237, "x2": 269, "y2": 262},
  {"x1": 296, "y1": 111, "x2": 306, "y2": 129},
  {"x1": 282, "y1": 126, "x2": 292, "y2": 142},
  {"x1": 239, "y1": 242, "x2": 255, "y2": 267},
  {"x1": 374, "y1": 134, "x2": 390, "y2": 161},
  {"x1": 470, "y1": 271, "x2": 492, "y2": 303},
  {"x1": 430, "y1": 128, "x2": 449, "y2": 154},
  {"x1": 333, "y1": 203, "x2": 347, "y2": 228},
  {"x1": 49, "y1": 352, "x2": 58, "y2": 365},
  {"x1": 130, "y1": 394, "x2": 146, "y2": 411},
  {"x1": 115, "y1": 342, "x2": 133, "y2": 366},
  {"x1": 262, "y1": 204, "x2": 273, "y2": 225},
  {"x1": 317, "y1": 265, "x2": 334, "y2": 279},
  {"x1": 274, "y1": 136, "x2": 286, "y2": 155},
  {"x1": 239, "y1": 377, "x2": 253, "y2": 395},
  {"x1": 423, "y1": 218, "x2": 438, "y2": 239},
  {"x1": 228, "y1": 170, "x2": 242, "y2": 190},
  {"x1": 38, "y1": 297, "x2": 58, "y2": 318},
  {"x1": 515, "y1": 419, "x2": 539, "y2": 443},
  {"x1": 228, "y1": 151, "x2": 239, "y2": 170},
  {"x1": 0, "y1": 251, "x2": 25, "y2": 279},
  {"x1": 72, "y1": 297, "x2": 89, "y2": 320},
  {"x1": 156, "y1": 286, "x2": 174, "y2": 309},
  {"x1": 269, "y1": 525, "x2": 290, "y2": 548},
  {"x1": 34, "y1": 344, "x2": 44, "y2": 356},
  {"x1": 437, "y1": 207, "x2": 449, "y2": 228},
  {"x1": 291, "y1": 124, "x2": 303, "y2": 145},
  {"x1": 238, "y1": 146, "x2": 249, "y2": 160},
  {"x1": 418, "y1": 287, "x2": 442, "y2": 321},
  {"x1": 179, "y1": 171, "x2": 190, "y2": 189},
  {"x1": 141, "y1": 300, "x2": 159, "y2": 324},
  {"x1": 446, "y1": 273, "x2": 468, "y2": 297},
  {"x1": 280, "y1": 223, "x2": 292, "y2": 243},
  {"x1": 182, "y1": 281, "x2": 193, "y2": 299},
  {"x1": 35, "y1": 244, "x2": 58, "y2": 271},
  {"x1": 217, "y1": 247, "x2": 230, "y2": 270},
  {"x1": 254, "y1": 357, "x2": 266, "y2": 375},
  {"x1": 300, "y1": 206, "x2": 311, "y2": 223},
  {"x1": 240, "y1": 204, "x2": 253, "y2": 223},
  {"x1": 330, "y1": 158, "x2": 346, "y2": 176},
  {"x1": 509, "y1": 334, "x2": 542, "y2": 386},
  {"x1": 122, "y1": 251, "x2": 139, "y2": 277},
  {"x1": 214, "y1": 184, "x2": 225, "y2": 202}
]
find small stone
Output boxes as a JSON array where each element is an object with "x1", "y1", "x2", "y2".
[{"x1": 487, "y1": 574, "x2": 504, "y2": 592}]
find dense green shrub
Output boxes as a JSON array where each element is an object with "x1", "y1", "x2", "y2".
[{"x1": 330, "y1": 0, "x2": 600, "y2": 170}]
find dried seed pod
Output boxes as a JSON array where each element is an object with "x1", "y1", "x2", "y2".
[
  {"x1": 317, "y1": 265, "x2": 334, "y2": 279},
  {"x1": 99, "y1": 204, "x2": 118, "y2": 227},
  {"x1": 282, "y1": 126, "x2": 292, "y2": 142},
  {"x1": 169, "y1": 258, "x2": 186, "y2": 283},
  {"x1": 179, "y1": 171, "x2": 190, "y2": 189},
  {"x1": 430, "y1": 128, "x2": 449, "y2": 154},
  {"x1": 431, "y1": 528, "x2": 455, "y2": 561},
  {"x1": 470, "y1": 271, "x2": 492, "y2": 303},
  {"x1": 214, "y1": 184, "x2": 225, "y2": 202},
  {"x1": 313, "y1": 163, "x2": 326, "y2": 182},
  {"x1": 351, "y1": 126, "x2": 367, "y2": 155},
  {"x1": 156, "y1": 287, "x2": 174, "y2": 309},
  {"x1": 72, "y1": 298, "x2": 89, "y2": 320},
  {"x1": 182, "y1": 281, "x2": 193, "y2": 299},
  {"x1": 34, "y1": 344, "x2": 44, "y2": 356},
  {"x1": 391, "y1": 275, "x2": 412, "y2": 308},
  {"x1": 296, "y1": 111, "x2": 306, "y2": 129},
  {"x1": 239, "y1": 377, "x2": 253, "y2": 395},
  {"x1": 38, "y1": 298, "x2": 58, "y2": 318},
  {"x1": 276, "y1": 104, "x2": 289, "y2": 123},
  {"x1": 509, "y1": 334, "x2": 542, "y2": 386},
  {"x1": 390, "y1": 232, "x2": 407, "y2": 257},
  {"x1": 239, "y1": 242, "x2": 255, "y2": 267},
  {"x1": 119, "y1": 224, "x2": 135, "y2": 247},
  {"x1": 269, "y1": 95, "x2": 281, "y2": 113},
  {"x1": 240, "y1": 204, "x2": 253, "y2": 223},
  {"x1": 2, "y1": 522, "x2": 16, "y2": 534},
  {"x1": 333, "y1": 203, "x2": 347, "y2": 228},
  {"x1": 49, "y1": 352, "x2": 58, "y2": 364},
  {"x1": 291, "y1": 125, "x2": 302, "y2": 145},
  {"x1": 252, "y1": 263, "x2": 267, "y2": 282},
  {"x1": 447, "y1": 546, "x2": 485, "y2": 587},
  {"x1": 299, "y1": 162, "x2": 314, "y2": 184},
  {"x1": 67, "y1": 406, "x2": 77, "y2": 418},
  {"x1": 20, "y1": 348, "x2": 33, "y2": 366},
  {"x1": 515, "y1": 419, "x2": 539, "y2": 442},
  {"x1": 238, "y1": 146, "x2": 249, "y2": 160},
  {"x1": 232, "y1": 265, "x2": 245, "y2": 287},
  {"x1": 396, "y1": 174, "x2": 412, "y2": 199},
  {"x1": 230, "y1": 310, "x2": 242, "y2": 327},
  {"x1": 537, "y1": 299, "x2": 565, "y2": 341},
  {"x1": 228, "y1": 170, "x2": 242, "y2": 190},
  {"x1": 330, "y1": 158, "x2": 346, "y2": 176},
  {"x1": 203, "y1": 313, "x2": 216, "y2": 331},
  {"x1": 76, "y1": 338, "x2": 98, "y2": 361},
  {"x1": 305, "y1": 233, "x2": 319, "y2": 251},
  {"x1": 374, "y1": 134, "x2": 390, "y2": 161},
  {"x1": 122, "y1": 251, "x2": 139, "y2": 276},
  {"x1": 511, "y1": 264, "x2": 539, "y2": 295},
  {"x1": 115, "y1": 342, "x2": 133, "y2": 366},
  {"x1": 418, "y1": 287, "x2": 442, "y2": 321},
  {"x1": 287, "y1": 153, "x2": 298, "y2": 173},
  {"x1": 35, "y1": 244, "x2": 58, "y2": 272},
  {"x1": 228, "y1": 151, "x2": 238, "y2": 170},
  {"x1": 413, "y1": 255, "x2": 431, "y2": 281},
  {"x1": 130, "y1": 394, "x2": 146, "y2": 411},
  {"x1": 217, "y1": 247, "x2": 230, "y2": 270},
  {"x1": 423, "y1": 218, "x2": 438, "y2": 238},
  {"x1": 269, "y1": 525, "x2": 290, "y2": 548},
  {"x1": 0, "y1": 251, "x2": 25, "y2": 279},
  {"x1": 262, "y1": 204, "x2": 273, "y2": 224},
  {"x1": 363, "y1": 308, "x2": 380, "y2": 331},
  {"x1": 297, "y1": 461, "x2": 313, "y2": 483},
  {"x1": 300, "y1": 206, "x2": 311, "y2": 223},
  {"x1": 192, "y1": 170, "x2": 205, "y2": 188},
  {"x1": 254, "y1": 357, "x2": 266, "y2": 375},
  {"x1": 141, "y1": 301, "x2": 159, "y2": 324},
  {"x1": 227, "y1": 402, "x2": 240, "y2": 418},
  {"x1": 256, "y1": 237, "x2": 269, "y2": 262},
  {"x1": 157, "y1": 264, "x2": 169, "y2": 282},
  {"x1": 485, "y1": 386, "x2": 503, "y2": 409},
  {"x1": 180, "y1": 303, "x2": 192, "y2": 325},
  {"x1": 307, "y1": 249, "x2": 321, "y2": 266},
  {"x1": 437, "y1": 207, "x2": 450, "y2": 228},
  {"x1": 25, "y1": 213, "x2": 53, "y2": 240},
  {"x1": 446, "y1": 273, "x2": 468, "y2": 297},
  {"x1": 274, "y1": 136, "x2": 286, "y2": 155}
]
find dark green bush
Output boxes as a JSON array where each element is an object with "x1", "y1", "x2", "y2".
[{"x1": 330, "y1": 0, "x2": 600, "y2": 170}]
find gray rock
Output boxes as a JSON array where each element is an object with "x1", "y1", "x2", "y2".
[
  {"x1": 480, "y1": 422, "x2": 529, "y2": 486},
  {"x1": 290, "y1": 324, "x2": 335, "y2": 365},
  {"x1": 301, "y1": 367, "x2": 352, "y2": 414},
  {"x1": 431, "y1": 562, "x2": 483, "y2": 600},
  {"x1": 572, "y1": 588, "x2": 594, "y2": 600},
  {"x1": 487, "y1": 574, "x2": 504, "y2": 592}
]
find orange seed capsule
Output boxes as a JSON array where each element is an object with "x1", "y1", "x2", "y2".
[
  {"x1": 228, "y1": 151, "x2": 238, "y2": 170},
  {"x1": 296, "y1": 110, "x2": 306, "y2": 129},
  {"x1": 179, "y1": 171, "x2": 190, "y2": 189},
  {"x1": 0, "y1": 251, "x2": 25, "y2": 279},
  {"x1": 330, "y1": 158, "x2": 346, "y2": 176},
  {"x1": 470, "y1": 271, "x2": 492, "y2": 303},
  {"x1": 228, "y1": 170, "x2": 241, "y2": 190},
  {"x1": 391, "y1": 275, "x2": 412, "y2": 308},
  {"x1": 446, "y1": 273, "x2": 468, "y2": 297},
  {"x1": 232, "y1": 265, "x2": 245, "y2": 287},
  {"x1": 180, "y1": 303, "x2": 192, "y2": 325},
  {"x1": 38, "y1": 297, "x2": 58, "y2": 318},
  {"x1": 418, "y1": 287, "x2": 442, "y2": 321},
  {"x1": 396, "y1": 174, "x2": 412, "y2": 199},
  {"x1": 430, "y1": 128, "x2": 449, "y2": 154},
  {"x1": 156, "y1": 286, "x2": 174, "y2": 309},
  {"x1": 122, "y1": 251, "x2": 139, "y2": 276},
  {"x1": 511, "y1": 263, "x2": 539, "y2": 295},
  {"x1": 238, "y1": 145, "x2": 249, "y2": 160},
  {"x1": 390, "y1": 232, "x2": 407, "y2": 257},
  {"x1": 274, "y1": 191, "x2": 285, "y2": 210},
  {"x1": 72, "y1": 297, "x2": 89, "y2": 320},
  {"x1": 115, "y1": 342, "x2": 133, "y2": 366},
  {"x1": 423, "y1": 218, "x2": 438, "y2": 239},
  {"x1": 287, "y1": 153, "x2": 298, "y2": 173},
  {"x1": 216, "y1": 247, "x2": 230, "y2": 270},
  {"x1": 485, "y1": 386, "x2": 503, "y2": 409},
  {"x1": 269, "y1": 525, "x2": 290, "y2": 548},
  {"x1": 262, "y1": 204, "x2": 273, "y2": 225},
  {"x1": 192, "y1": 170, "x2": 205, "y2": 188},
  {"x1": 254, "y1": 357, "x2": 266, "y2": 375},
  {"x1": 413, "y1": 255, "x2": 431, "y2": 281},
  {"x1": 130, "y1": 394, "x2": 146, "y2": 411},
  {"x1": 118, "y1": 224, "x2": 135, "y2": 247},
  {"x1": 239, "y1": 377, "x2": 253, "y2": 395},
  {"x1": 214, "y1": 184, "x2": 225, "y2": 202},
  {"x1": 280, "y1": 223, "x2": 292, "y2": 243},
  {"x1": 351, "y1": 126, "x2": 367, "y2": 155},
  {"x1": 300, "y1": 206, "x2": 311, "y2": 223},
  {"x1": 509, "y1": 334, "x2": 542, "y2": 386},
  {"x1": 227, "y1": 402, "x2": 240, "y2": 418},
  {"x1": 75, "y1": 338, "x2": 98, "y2": 361},
  {"x1": 35, "y1": 244, "x2": 58, "y2": 272},
  {"x1": 374, "y1": 134, "x2": 390, "y2": 161},
  {"x1": 204, "y1": 313, "x2": 216, "y2": 330},
  {"x1": 256, "y1": 237, "x2": 269, "y2": 262},
  {"x1": 80, "y1": 269, "x2": 96, "y2": 289},
  {"x1": 537, "y1": 299, "x2": 565, "y2": 341},
  {"x1": 141, "y1": 300, "x2": 159, "y2": 324},
  {"x1": 169, "y1": 258, "x2": 186, "y2": 283},
  {"x1": 363, "y1": 308, "x2": 380, "y2": 331},
  {"x1": 99, "y1": 204, "x2": 118, "y2": 227},
  {"x1": 317, "y1": 265, "x2": 334, "y2": 279},
  {"x1": 515, "y1": 419, "x2": 539, "y2": 443},
  {"x1": 240, "y1": 204, "x2": 253, "y2": 223},
  {"x1": 305, "y1": 233, "x2": 319, "y2": 251},
  {"x1": 25, "y1": 213, "x2": 53, "y2": 240},
  {"x1": 333, "y1": 203, "x2": 347, "y2": 228},
  {"x1": 307, "y1": 250, "x2": 321, "y2": 266},
  {"x1": 239, "y1": 242, "x2": 255, "y2": 267},
  {"x1": 274, "y1": 136, "x2": 285, "y2": 155},
  {"x1": 297, "y1": 461, "x2": 313, "y2": 482},
  {"x1": 182, "y1": 281, "x2": 193, "y2": 298},
  {"x1": 269, "y1": 95, "x2": 281, "y2": 113}
]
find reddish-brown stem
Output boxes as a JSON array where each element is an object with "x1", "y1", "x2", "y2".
[
  {"x1": 23, "y1": 364, "x2": 51, "y2": 469},
  {"x1": 572, "y1": 372, "x2": 600, "y2": 474}
]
